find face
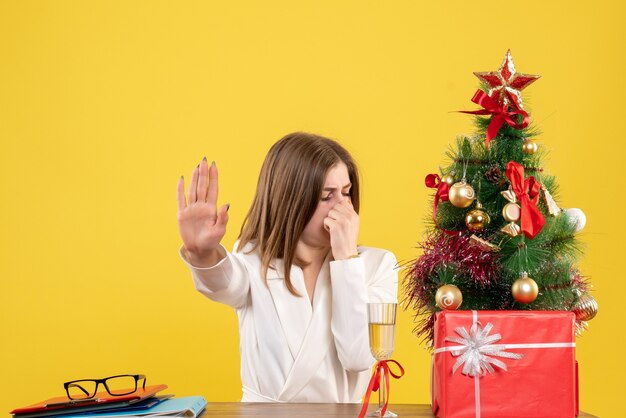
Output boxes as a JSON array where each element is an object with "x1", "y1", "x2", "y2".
[{"x1": 299, "y1": 162, "x2": 352, "y2": 248}]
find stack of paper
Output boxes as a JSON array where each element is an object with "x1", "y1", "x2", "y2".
[
  {"x1": 10, "y1": 385, "x2": 207, "y2": 418},
  {"x1": 54, "y1": 397, "x2": 207, "y2": 418}
]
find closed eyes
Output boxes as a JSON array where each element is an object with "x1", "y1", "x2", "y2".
[{"x1": 321, "y1": 192, "x2": 351, "y2": 201}]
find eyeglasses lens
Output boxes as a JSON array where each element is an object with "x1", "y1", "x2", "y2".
[
  {"x1": 67, "y1": 381, "x2": 97, "y2": 400},
  {"x1": 105, "y1": 375, "x2": 138, "y2": 395}
]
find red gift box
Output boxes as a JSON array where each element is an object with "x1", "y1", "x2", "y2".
[{"x1": 431, "y1": 310, "x2": 578, "y2": 418}]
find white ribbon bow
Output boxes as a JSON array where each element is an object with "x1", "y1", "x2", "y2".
[{"x1": 445, "y1": 322, "x2": 524, "y2": 377}]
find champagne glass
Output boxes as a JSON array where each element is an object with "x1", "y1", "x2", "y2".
[{"x1": 367, "y1": 303, "x2": 398, "y2": 418}]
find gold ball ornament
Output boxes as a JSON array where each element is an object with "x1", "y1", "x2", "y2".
[
  {"x1": 465, "y1": 207, "x2": 491, "y2": 232},
  {"x1": 573, "y1": 293, "x2": 598, "y2": 321},
  {"x1": 522, "y1": 139, "x2": 538, "y2": 154},
  {"x1": 435, "y1": 284, "x2": 463, "y2": 310},
  {"x1": 512, "y1": 274, "x2": 539, "y2": 304},
  {"x1": 441, "y1": 174, "x2": 455, "y2": 186},
  {"x1": 448, "y1": 181, "x2": 476, "y2": 208}
]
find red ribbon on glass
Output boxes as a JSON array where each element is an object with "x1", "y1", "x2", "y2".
[
  {"x1": 358, "y1": 360, "x2": 405, "y2": 418},
  {"x1": 505, "y1": 161, "x2": 546, "y2": 239},
  {"x1": 460, "y1": 90, "x2": 530, "y2": 147}
]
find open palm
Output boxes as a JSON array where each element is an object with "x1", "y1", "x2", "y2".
[{"x1": 177, "y1": 158, "x2": 229, "y2": 260}]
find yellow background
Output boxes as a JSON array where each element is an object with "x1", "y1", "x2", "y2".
[{"x1": 1, "y1": 1, "x2": 623, "y2": 416}]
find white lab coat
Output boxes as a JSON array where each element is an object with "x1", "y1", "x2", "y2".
[{"x1": 179, "y1": 241, "x2": 398, "y2": 403}]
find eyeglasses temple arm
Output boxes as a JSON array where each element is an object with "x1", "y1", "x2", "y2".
[{"x1": 138, "y1": 374, "x2": 147, "y2": 390}]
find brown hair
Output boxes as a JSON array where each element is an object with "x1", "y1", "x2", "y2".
[{"x1": 238, "y1": 132, "x2": 360, "y2": 296}]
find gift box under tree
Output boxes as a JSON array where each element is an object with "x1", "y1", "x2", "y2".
[
  {"x1": 432, "y1": 310, "x2": 577, "y2": 418},
  {"x1": 403, "y1": 51, "x2": 597, "y2": 418}
]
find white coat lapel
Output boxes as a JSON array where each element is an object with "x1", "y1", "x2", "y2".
[
  {"x1": 278, "y1": 255, "x2": 333, "y2": 401},
  {"x1": 266, "y1": 260, "x2": 312, "y2": 360}
]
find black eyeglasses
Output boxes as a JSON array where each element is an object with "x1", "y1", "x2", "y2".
[{"x1": 64, "y1": 374, "x2": 146, "y2": 400}]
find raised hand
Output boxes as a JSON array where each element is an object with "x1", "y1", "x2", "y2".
[
  {"x1": 323, "y1": 199, "x2": 360, "y2": 261},
  {"x1": 177, "y1": 157, "x2": 230, "y2": 267}
]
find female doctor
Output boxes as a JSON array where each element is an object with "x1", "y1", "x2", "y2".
[{"x1": 176, "y1": 132, "x2": 398, "y2": 403}]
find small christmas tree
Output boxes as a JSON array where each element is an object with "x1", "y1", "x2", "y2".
[{"x1": 404, "y1": 50, "x2": 598, "y2": 345}]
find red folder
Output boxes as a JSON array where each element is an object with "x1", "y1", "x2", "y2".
[{"x1": 11, "y1": 384, "x2": 168, "y2": 417}]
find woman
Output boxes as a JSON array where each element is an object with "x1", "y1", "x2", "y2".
[{"x1": 176, "y1": 132, "x2": 398, "y2": 403}]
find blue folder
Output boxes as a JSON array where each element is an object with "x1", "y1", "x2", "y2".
[{"x1": 53, "y1": 397, "x2": 207, "y2": 418}]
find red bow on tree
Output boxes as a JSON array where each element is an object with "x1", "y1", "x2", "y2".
[
  {"x1": 425, "y1": 174, "x2": 464, "y2": 236},
  {"x1": 425, "y1": 174, "x2": 450, "y2": 222},
  {"x1": 460, "y1": 90, "x2": 530, "y2": 147},
  {"x1": 506, "y1": 161, "x2": 545, "y2": 239}
]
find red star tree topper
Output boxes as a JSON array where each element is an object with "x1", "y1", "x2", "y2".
[{"x1": 473, "y1": 49, "x2": 540, "y2": 110}]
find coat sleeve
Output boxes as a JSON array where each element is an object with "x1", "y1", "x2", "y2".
[
  {"x1": 179, "y1": 245, "x2": 251, "y2": 309},
  {"x1": 328, "y1": 249, "x2": 399, "y2": 372}
]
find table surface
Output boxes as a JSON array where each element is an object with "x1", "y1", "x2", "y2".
[{"x1": 199, "y1": 402, "x2": 597, "y2": 417}]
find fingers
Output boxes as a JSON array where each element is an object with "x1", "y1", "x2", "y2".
[
  {"x1": 323, "y1": 216, "x2": 334, "y2": 232},
  {"x1": 196, "y1": 157, "x2": 209, "y2": 202},
  {"x1": 327, "y1": 201, "x2": 355, "y2": 220},
  {"x1": 177, "y1": 176, "x2": 187, "y2": 212},
  {"x1": 186, "y1": 158, "x2": 218, "y2": 217},
  {"x1": 338, "y1": 199, "x2": 355, "y2": 211},
  {"x1": 207, "y1": 160, "x2": 219, "y2": 208},
  {"x1": 188, "y1": 164, "x2": 200, "y2": 203},
  {"x1": 216, "y1": 203, "x2": 230, "y2": 227},
  {"x1": 324, "y1": 202, "x2": 359, "y2": 260}
]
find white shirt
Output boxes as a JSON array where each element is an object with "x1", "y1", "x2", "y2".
[{"x1": 179, "y1": 241, "x2": 398, "y2": 403}]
